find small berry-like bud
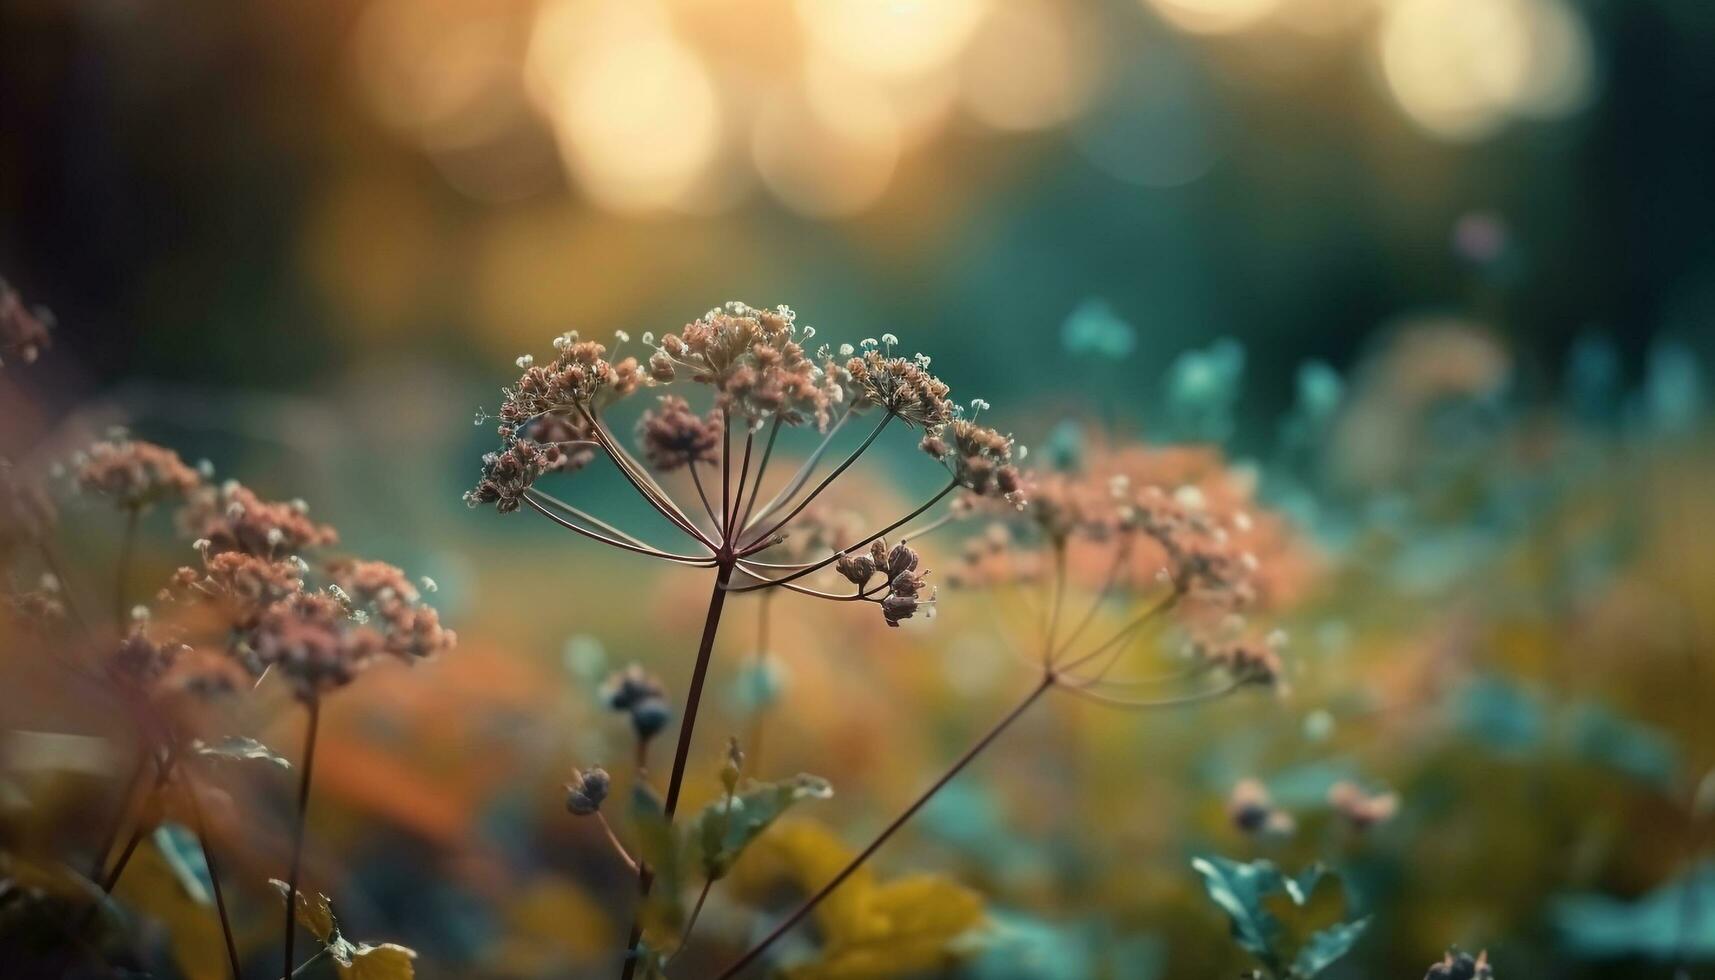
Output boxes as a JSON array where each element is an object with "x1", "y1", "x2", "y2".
[{"x1": 565, "y1": 766, "x2": 611, "y2": 816}]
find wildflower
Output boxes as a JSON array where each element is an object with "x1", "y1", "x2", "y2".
[
  {"x1": 638, "y1": 396, "x2": 723, "y2": 470},
  {"x1": 1328, "y1": 781, "x2": 1399, "y2": 830},
  {"x1": 1425, "y1": 949, "x2": 1492, "y2": 980},
  {"x1": 110, "y1": 628, "x2": 190, "y2": 688},
  {"x1": 0, "y1": 278, "x2": 52, "y2": 368},
  {"x1": 326, "y1": 559, "x2": 456, "y2": 661},
  {"x1": 1227, "y1": 779, "x2": 1295, "y2": 836},
  {"x1": 845, "y1": 348, "x2": 953, "y2": 429},
  {"x1": 251, "y1": 592, "x2": 385, "y2": 700},
  {"x1": 521, "y1": 412, "x2": 598, "y2": 475},
  {"x1": 75, "y1": 439, "x2": 204, "y2": 510},
  {"x1": 938, "y1": 420, "x2": 1022, "y2": 499},
  {"x1": 179, "y1": 482, "x2": 337, "y2": 556},
  {"x1": 652, "y1": 302, "x2": 842, "y2": 428},
  {"x1": 873, "y1": 539, "x2": 934, "y2": 627},
  {"x1": 565, "y1": 766, "x2": 611, "y2": 816},
  {"x1": 602, "y1": 664, "x2": 673, "y2": 742},
  {"x1": 465, "y1": 438, "x2": 558, "y2": 514}
]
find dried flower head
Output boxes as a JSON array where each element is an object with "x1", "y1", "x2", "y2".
[
  {"x1": 0, "y1": 278, "x2": 52, "y2": 368},
  {"x1": 326, "y1": 559, "x2": 456, "y2": 661},
  {"x1": 465, "y1": 438, "x2": 558, "y2": 514},
  {"x1": 565, "y1": 766, "x2": 611, "y2": 816},
  {"x1": 845, "y1": 347, "x2": 953, "y2": 430},
  {"x1": 653, "y1": 302, "x2": 842, "y2": 428},
  {"x1": 1425, "y1": 949, "x2": 1492, "y2": 980},
  {"x1": 498, "y1": 333, "x2": 641, "y2": 426},
  {"x1": 933, "y1": 420, "x2": 1021, "y2": 499},
  {"x1": 110, "y1": 628, "x2": 190, "y2": 689},
  {"x1": 180, "y1": 483, "x2": 337, "y2": 557},
  {"x1": 1227, "y1": 778, "x2": 1296, "y2": 836},
  {"x1": 75, "y1": 439, "x2": 204, "y2": 510},
  {"x1": 638, "y1": 396, "x2": 722, "y2": 471},
  {"x1": 251, "y1": 591, "x2": 385, "y2": 700},
  {"x1": 1328, "y1": 780, "x2": 1400, "y2": 830},
  {"x1": 1191, "y1": 632, "x2": 1285, "y2": 691}
]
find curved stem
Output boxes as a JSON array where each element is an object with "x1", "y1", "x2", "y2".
[
  {"x1": 720, "y1": 419, "x2": 733, "y2": 539},
  {"x1": 524, "y1": 493, "x2": 717, "y2": 566},
  {"x1": 619, "y1": 562, "x2": 734, "y2": 979},
  {"x1": 530, "y1": 488, "x2": 712, "y2": 556},
  {"x1": 282, "y1": 698, "x2": 321, "y2": 980},
  {"x1": 1050, "y1": 544, "x2": 1133, "y2": 663},
  {"x1": 1053, "y1": 679, "x2": 1241, "y2": 710},
  {"x1": 726, "y1": 430, "x2": 755, "y2": 539},
  {"x1": 735, "y1": 418, "x2": 782, "y2": 535},
  {"x1": 89, "y1": 745, "x2": 149, "y2": 884},
  {"x1": 187, "y1": 766, "x2": 242, "y2": 980},
  {"x1": 1056, "y1": 589, "x2": 1181, "y2": 673},
  {"x1": 581, "y1": 409, "x2": 713, "y2": 548},
  {"x1": 711, "y1": 675, "x2": 1053, "y2": 980},
  {"x1": 689, "y1": 464, "x2": 721, "y2": 535},
  {"x1": 597, "y1": 812, "x2": 640, "y2": 875},
  {"x1": 744, "y1": 414, "x2": 891, "y2": 550},
  {"x1": 1042, "y1": 543, "x2": 1067, "y2": 666},
  {"x1": 728, "y1": 483, "x2": 957, "y2": 590},
  {"x1": 743, "y1": 407, "x2": 852, "y2": 534}
]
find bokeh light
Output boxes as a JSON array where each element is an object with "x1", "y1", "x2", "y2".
[{"x1": 1147, "y1": 0, "x2": 1287, "y2": 35}]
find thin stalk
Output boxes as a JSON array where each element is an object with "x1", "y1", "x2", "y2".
[
  {"x1": 187, "y1": 767, "x2": 242, "y2": 980},
  {"x1": 524, "y1": 493, "x2": 717, "y2": 566},
  {"x1": 619, "y1": 561, "x2": 735, "y2": 980},
  {"x1": 115, "y1": 505, "x2": 140, "y2": 631},
  {"x1": 743, "y1": 407, "x2": 852, "y2": 533},
  {"x1": 597, "y1": 812, "x2": 640, "y2": 874},
  {"x1": 580, "y1": 409, "x2": 712, "y2": 548},
  {"x1": 1056, "y1": 588, "x2": 1181, "y2": 673},
  {"x1": 100, "y1": 826, "x2": 144, "y2": 893},
  {"x1": 676, "y1": 877, "x2": 715, "y2": 960},
  {"x1": 735, "y1": 418, "x2": 782, "y2": 534},
  {"x1": 726, "y1": 430, "x2": 755, "y2": 539},
  {"x1": 712, "y1": 675, "x2": 1054, "y2": 980},
  {"x1": 688, "y1": 464, "x2": 722, "y2": 533},
  {"x1": 1043, "y1": 543, "x2": 1067, "y2": 666},
  {"x1": 728, "y1": 482, "x2": 957, "y2": 589},
  {"x1": 530, "y1": 488, "x2": 711, "y2": 556},
  {"x1": 720, "y1": 419, "x2": 732, "y2": 538},
  {"x1": 289, "y1": 947, "x2": 332, "y2": 979},
  {"x1": 1054, "y1": 680, "x2": 1242, "y2": 710},
  {"x1": 744, "y1": 414, "x2": 891, "y2": 550},
  {"x1": 282, "y1": 698, "x2": 322, "y2": 980},
  {"x1": 89, "y1": 746, "x2": 149, "y2": 884},
  {"x1": 1051, "y1": 545, "x2": 1132, "y2": 662}
]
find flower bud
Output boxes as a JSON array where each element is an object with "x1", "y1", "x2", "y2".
[{"x1": 565, "y1": 766, "x2": 611, "y2": 816}]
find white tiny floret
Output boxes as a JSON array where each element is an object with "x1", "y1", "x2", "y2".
[
  {"x1": 641, "y1": 331, "x2": 655, "y2": 346},
  {"x1": 130, "y1": 605, "x2": 150, "y2": 622},
  {"x1": 266, "y1": 528, "x2": 286, "y2": 547},
  {"x1": 516, "y1": 354, "x2": 535, "y2": 369},
  {"x1": 614, "y1": 329, "x2": 630, "y2": 343},
  {"x1": 839, "y1": 343, "x2": 855, "y2": 357},
  {"x1": 802, "y1": 325, "x2": 816, "y2": 340},
  {"x1": 880, "y1": 332, "x2": 899, "y2": 346},
  {"x1": 197, "y1": 459, "x2": 215, "y2": 478},
  {"x1": 1232, "y1": 510, "x2": 1254, "y2": 533},
  {"x1": 1240, "y1": 552, "x2": 1260, "y2": 572},
  {"x1": 860, "y1": 337, "x2": 878, "y2": 349},
  {"x1": 328, "y1": 584, "x2": 352, "y2": 605},
  {"x1": 1016, "y1": 444, "x2": 1028, "y2": 460},
  {"x1": 1266, "y1": 628, "x2": 1290, "y2": 650},
  {"x1": 419, "y1": 576, "x2": 438, "y2": 593},
  {"x1": 1173, "y1": 485, "x2": 1206, "y2": 511},
  {"x1": 291, "y1": 498, "x2": 309, "y2": 514},
  {"x1": 40, "y1": 573, "x2": 60, "y2": 592},
  {"x1": 226, "y1": 502, "x2": 246, "y2": 520}
]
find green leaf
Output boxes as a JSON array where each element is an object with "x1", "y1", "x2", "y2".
[
  {"x1": 151, "y1": 823, "x2": 213, "y2": 906},
  {"x1": 1191, "y1": 856, "x2": 1284, "y2": 974},
  {"x1": 691, "y1": 773, "x2": 833, "y2": 880},
  {"x1": 194, "y1": 736, "x2": 292, "y2": 768},
  {"x1": 1289, "y1": 917, "x2": 1369, "y2": 978},
  {"x1": 628, "y1": 783, "x2": 685, "y2": 940},
  {"x1": 1284, "y1": 864, "x2": 1326, "y2": 907}
]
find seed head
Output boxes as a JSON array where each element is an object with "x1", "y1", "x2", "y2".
[
  {"x1": 638, "y1": 396, "x2": 723, "y2": 471},
  {"x1": 601, "y1": 663, "x2": 673, "y2": 741},
  {"x1": 1328, "y1": 780, "x2": 1399, "y2": 831},
  {"x1": 1227, "y1": 779, "x2": 1295, "y2": 837},
  {"x1": 179, "y1": 482, "x2": 337, "y2": 557},
  {"x1": 845, "y1": 348, "x2": 953, "y2": 429},
  {"x1": 76, "y1": 439, "x2": 204, "y2": 511},
  {"x1": 565, "y1": 766, "x2": 611, "y2": 816}
]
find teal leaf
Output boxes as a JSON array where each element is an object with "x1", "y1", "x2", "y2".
[
  {"x1": 1564, "y1": 703, "x2": 1678, "y2": 788},
  {"x1": 1553, "y1": 860, "x2": 1715, "y2": 958},
  {"x1": 691, "y1": 773, "x2": 832, "y2": 879},
  {"x1": 1284, "y1": 864, "x2": 1327, "y2": 907},
  {"x1": 1289, "y1": 917, "x2": 1369, "y2": 977},
  {"x1": 628, "y1": 784, "x2": 685, "y2": 936},
  {"x1": 192, "y1": 736, "x2": 291, "y2": 768},
  {"x1": 1192, "y1": 856, "x2": 1283, "y2": 973},
  {"x1": 151, "y1": 823, "x2": 213, "y2": 905}
]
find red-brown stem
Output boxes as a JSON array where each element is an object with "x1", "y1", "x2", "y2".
[
  {"x1": 89, "y1": 745, "x2": 149, "y2": 884},
  {"x1": 282, "y1": 698, "x2": 321, "y2": 980},
  {"x1": 711, "y1": 673, "x2": 1055, "y2": 980},
  {"x1": 744, "y1": 414, "x2": 891, "y2": 549},
  {"x1": 619, "y1": 560, "x2": 735, "y2": 979},
  {"x1": 187, "y1": 766, "x2": 242, "y2": 980},
  {"x1": 100, "y1": 825, "x2": 144, "y2": 894},
  {"x1": 735, "y1": 418, "x2": 781, "y2": 535},
  {"x1": 729, "y1": 482, "x2": 958, "y2": 585},
  {"x1": 726, "y1": 430, "x2": 755, "y2": 539}
]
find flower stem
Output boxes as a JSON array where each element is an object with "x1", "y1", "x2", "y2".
[
  {"x1": 282, "y1": 698, "x2": 321, "y2": 980},
  {"x1": 711, "y1": 674, "x2": 1054, "y2": 980},
  {"x1": 89, "y1": 745, "x2": 148, "y2": 884},
  {"x1": 619, "y1": 561, "x2": 734, "y2": 979},
  {"x1": 187, "y1": 766, "x2": 243, "y2": 980}
]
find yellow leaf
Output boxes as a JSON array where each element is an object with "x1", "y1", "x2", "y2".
[
  {"x1": 338, "y1": 942, "x2": 417, "y2": 980},
  {"x1": 731, "y1": 820, "x2": 985, "y2": 979},
  {"x1": 116, "y1": 841, "x2": 229, "y2": 980},
  {"x1": 269, "y1": 878, "x2": 338, "y2": 943}
]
